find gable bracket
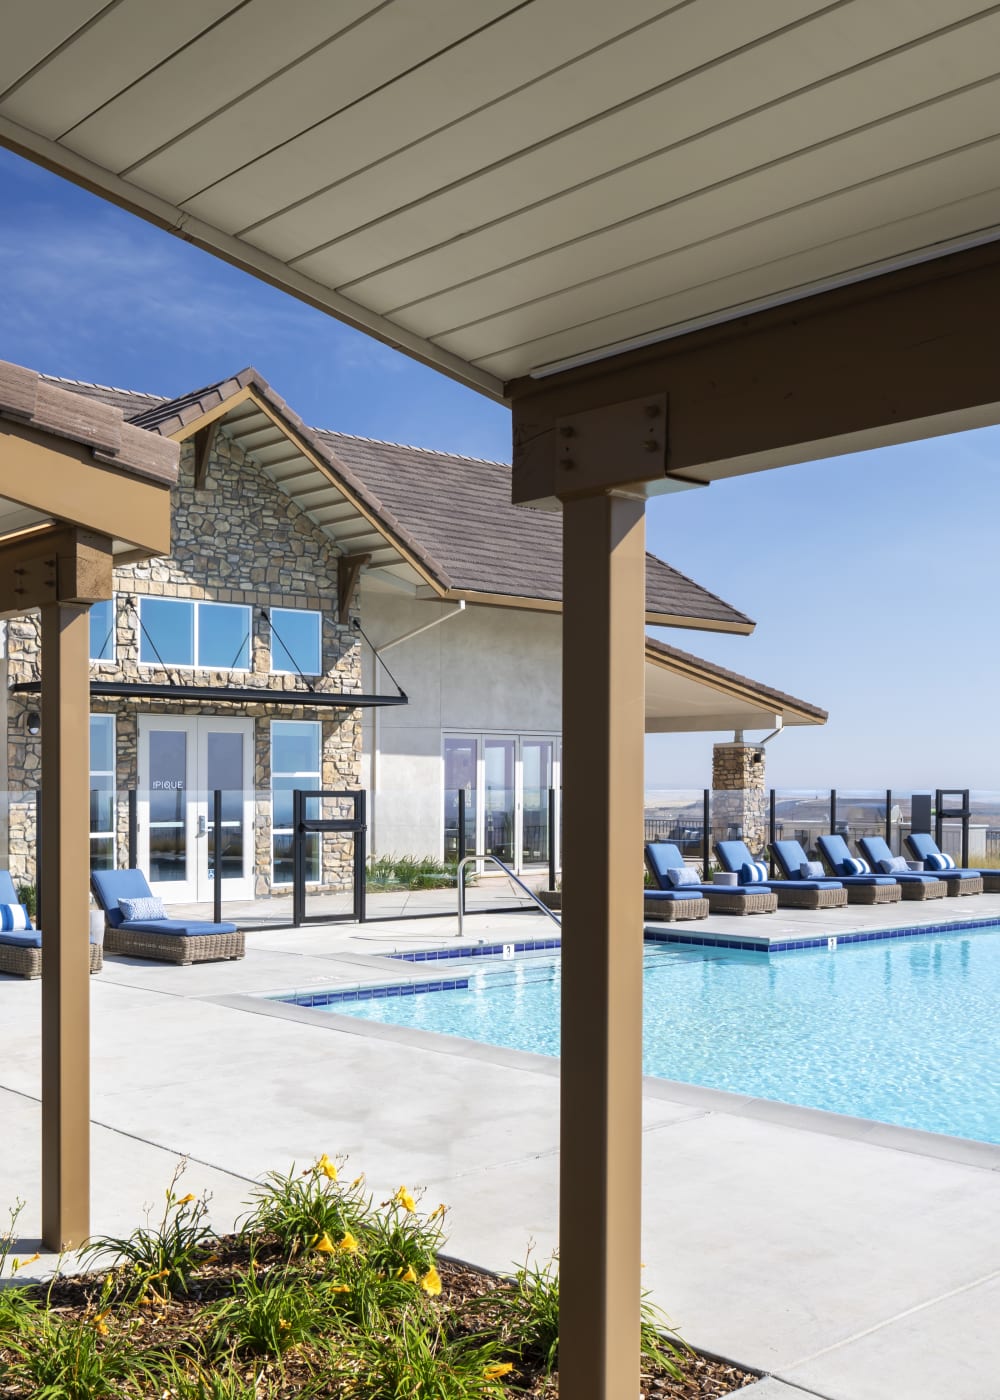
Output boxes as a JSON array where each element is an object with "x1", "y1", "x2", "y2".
[
  {"x1": 338, "y1": 552, "x2": 371, "y2": 619},
  {"x1": 192, "y1": 421, "x2": 219, "y2": 490}
]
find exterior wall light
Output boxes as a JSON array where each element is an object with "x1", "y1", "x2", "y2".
[{"x1": 26, "y1": 711, "x2": 41, "y2": 736}]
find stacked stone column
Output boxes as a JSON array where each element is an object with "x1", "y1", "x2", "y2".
[{"x1": 712, "y1": 739, "x2": 767, "y2": 858}]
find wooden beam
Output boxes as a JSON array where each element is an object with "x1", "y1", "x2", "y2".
[
  {"x1": 0, "y1": 420, "x2": 172, "y2": 553},
  {"x1": 509, "y1": 241, "x2": 1000, "y2": 505},
  {"x1": 338, "y1": 552, "x2": 371, "y2": 619},
  {"x1": 0, "y1": 526, "x2": 113, "y2": 618},
  {"x1": 192, "y1": 421, "x2": 219, "y2": 490}
]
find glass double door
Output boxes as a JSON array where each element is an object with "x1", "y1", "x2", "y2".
[
  {"x1": 444, "y1": 734, "x2": 558, "y2": 873},
  {"x1": 137, "y1": 716, "x2": 254, "y2": 903}
]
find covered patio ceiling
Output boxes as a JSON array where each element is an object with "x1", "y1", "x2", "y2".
[{"x1": 2, "y1": 1, "x2": 999, "y2": 405}]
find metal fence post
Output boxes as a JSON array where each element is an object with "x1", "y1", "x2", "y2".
[
  {"x1": 829, "y1": 788, "x2": 837, "y2": 839},
  {"x1": 457, "y1": 788, "x2": 467, "y2": 917},
  {"x1": 355, "y1": 789, "x2": 367, "y2": 924},
  {"x1": 885, "y1": 789, "x2": 893, "y2": 849},
  {"x1": 702, "y1": 789, "x2": 710, "y2": 875},
  {"x1": 769, "y1": 789, "x2": 776, "y2": 877},
  {"x1": 292, "y1": 789, "x2": 304, "y2": 927},
  {"x1": 548, "y1": 787, "x2": 557, "y2": 892},
  {"x1": 213, "y1": 789, "x2": 222, "y2": 926},
  {"x1": 127, "y1": 788, "x2": 137, "y2": 869},
  {"x1": 35, "y1": 789, "x2": 42, "y2": 926}
]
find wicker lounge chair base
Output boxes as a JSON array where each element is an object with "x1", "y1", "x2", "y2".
[
  {"x1": 0, "y1": 942, "x2": 103, "y2": 980},
  {"x1": 773, "y1": 887, "x2": 849, "y2": 910},
  {"x1": 943, "y1": 876, "x2": 984, "y2": 897},
  {"x1": 643, "y1": 895, "x2": 710, "y2": 922},
  {"x1": 105, "y1": 927, "x2": 245, "y2": 965},
  {"x1": 899, "y1": 880, "x2": 948, "y2": 900},
  {"x1": 703, "y1": 889, "x2": 778, "y2": 915},
  {"x1": 980, "y1": 872, "x2": 1000, "y2": 894},
  {"x1": 844, "y1": 884, "x2": 902, "y2": 905}
]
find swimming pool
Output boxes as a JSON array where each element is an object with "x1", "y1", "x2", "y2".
[{"x1": 285, "y1": 929, "x2": 1000, "y2": 1144}]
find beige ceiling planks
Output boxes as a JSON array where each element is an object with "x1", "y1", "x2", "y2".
[
  {"x1": 256, "y1": 0, "x2": 838, "y2": 273},
  {"x1": 61, "y1": 0, "x2": 385, "y2": 178},
  {"x1": 395, "y1": 76, "x2": 1000, "y2": 340},
  {"x1": 0, "y1": 0, "x2": 110, "y2": 96},
  {"x1": 471, "y1": 184, "x2": 1000, "y2": 381},
  {"x1": 0, "y1": 0, "x2": 241, "y2": 140},
  {"x1": 338, "y1": 6, "x2": 1000, "y2": 316},
  {"x1": 235, "y1": 0, "x2": 675, "y2": 260},
  {"x1": 154, "y1": 0, "x2": 527, "y2": 221}
]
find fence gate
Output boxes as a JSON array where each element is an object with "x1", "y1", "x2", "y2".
[
  {"x1": 292, "y1": 789, "x2": 367, "y2": 925},
  {"x1": 935, "y1": 789, "x2": 971, "y2": 869}
]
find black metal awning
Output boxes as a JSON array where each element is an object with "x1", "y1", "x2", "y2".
[{"x1": 10, "y1": 680, "x2": 407, "y2": 708}]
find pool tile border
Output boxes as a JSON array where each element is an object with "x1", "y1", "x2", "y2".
[
  {"x1": 643, "y1": 914, "x2": 1000, "y2": 953},
  {"x1": 388, "y1": 937, "x2": 562, "y2": 963}
]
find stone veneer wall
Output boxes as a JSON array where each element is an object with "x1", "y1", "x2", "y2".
[
  {"x1": 6, "y1": 430, "x2": 363, "y2": 895},
  {"x1": 712, "y1": 741, "x2": 767, "y2": 858}
]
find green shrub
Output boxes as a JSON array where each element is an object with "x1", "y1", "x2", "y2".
[
  {"x1": 336, "y1": 1310, "x2": 511, "y2": 1400},
  {"x1": 366, "y1": 855, "x2": 460, "y2": 892},
  {"x1": 3, "y1": 1305, "x2": 153, "y2": 1399},
  {"x1": 82, "y1": 1161, "x2": 215, "y2": 1299},
  {"x1": 239, "y1": 1156, "x2": 371, "y2": 1258},
  {"x1": 206, "y1": 1259, "x2": 328, "y2": 1359},
  {"x1": 15, "y1": 885, "x2": 35, "y2": 919}
]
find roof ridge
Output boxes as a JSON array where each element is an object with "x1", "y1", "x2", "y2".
[
  {"x1": 315, "y1": 425, "x2": 509, "y2": 468},
  {"x1": 40, "y1": 373, "x2": 166, "y2": 402}
]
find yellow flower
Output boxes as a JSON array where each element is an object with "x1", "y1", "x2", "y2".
[
  {"x1": 484, "y1": 1361, "x2": 514, "y2": 1380},
  {"x1": 427, "y1": 1203, "x2": 447, "y2": 1222},
  {"x1": 393, "y1": 1186, "x2": 416, "y2": 1213},
  {"x1": 317, "y1": 1154, "x2": 338, "y2": 1182},
  {"x1": 337, "y1": 1231, "x2": 360, "y2": 1254},
  {"x1": 149, "y1": 1268, "x2": 170, "y2": 1281},
  {"x1": 397, "y1": 1264, "x2": 417, "y2": 1283},
  {"x1": 350, "y1": 1173, "x2": 365, "y2": 1188},
  {"x1": 278, "y1": 1319, "x2": 291, "y2": 1331},
  {"x1": 92, "y1": 1309, "x2": 111, "y2": 1336},
  {"x1": 312, "y1": 1232, "x2": 335, "y2": 1254},
  {"x1": 11, "y1": 1252, "x2": 40, "y2": 1273},
  {"x1": 202, "y1": 1254, "x2": 220, "y2": 1265},
  {"x1": 328, "y1": 1282, "x2": 351, "y2": 1294},
  {"x1": 177, "y1": 1193, "x2": 195, "y2": 1205},
  {"x1": 420, "y1": 1264, "x2": 442, "y2": 1297}
]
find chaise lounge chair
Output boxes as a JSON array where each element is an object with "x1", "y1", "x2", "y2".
[
  {"x1": 0, "y1": 872, "x2": 103, "y2": 979},
  {"x1": 781, "y1": 836, "x2": 901, "y2": 905},
  {"x1": 716, "y1": 839, "x2": 848, "y2": 910},
  {"x1": 645, "y1": 842, "x2": 777, "y2": 915},
  {"x1": 91, "y1": 869, "x2": 245, "y2": 965},
  {"x1": 851, "y1": 836, "x2": 948, "y2": 900},
  {"x1": 903, "y1": 833, "x2": 989, "y2": 896}
]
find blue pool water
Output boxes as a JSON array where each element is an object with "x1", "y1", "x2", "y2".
[{"x1": 307, "y1": 931, "x2": 1000, "y2": 1143}]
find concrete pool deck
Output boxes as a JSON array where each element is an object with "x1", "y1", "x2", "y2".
[{"x1": 2, "y1": 902, "x2": 999, "y2": 1399}]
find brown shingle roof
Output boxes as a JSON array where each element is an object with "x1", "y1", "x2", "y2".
[
  {"x1": 3, "y1": 363, "x2": 177, "y2": 484},
  {"x1": 49, "y1": 369, "x2": 752, "y2": 630}
]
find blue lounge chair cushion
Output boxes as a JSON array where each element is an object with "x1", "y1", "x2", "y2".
[
  {"x1": 858, "y1": 837, "x2": 938, "y2": 883},
  {"x1": 666, "y1": 866, "x2": 700, "y2": 887},
  {"x1": 92, "y1": 868, "x2": 157, "y2": 927},
  {"x1": 645, "y1": 889, "x2": 705, "y2": 904},
  {"x1": 0, "y1": 929, "x2": 42, "y2": 948},
  {"x1": 645, "y1": 842, "x2": 690, "y2": 889},
  {"x1": 119, "y1": 919, "x2": 239, "y2": 936}
]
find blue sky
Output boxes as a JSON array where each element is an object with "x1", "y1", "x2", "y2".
[{"x1": 2, "y1": 146, "x2": 998, "y2": 792}]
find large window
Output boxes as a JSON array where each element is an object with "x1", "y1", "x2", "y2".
[
  {"x1": 138, "y1": 598, "x2": 250, "y2": 670},
  {"x1": 271, "y1": 721, "x2": 321, "y2": 885},
  {"x1": 89, "y1": 598, "x2": 114, "y2": 661},
  {"x1": 270, "y1": 608, "x2": 321, "y2": 675},
  {"x1": 89, "y1": 714, "x2": 116, "y2": 870}
]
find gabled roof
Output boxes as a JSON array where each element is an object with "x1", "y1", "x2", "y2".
[
  {"x1": 50, "y1": 368, "x2": 753, "y2": 633},
  {"x1": 644, "y1": 636, "x2": 826, "y2": 733}
]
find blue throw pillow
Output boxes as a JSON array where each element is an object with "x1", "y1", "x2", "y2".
[
  {"x1": 799, "y1": 861, "x2": 825, "y2": 880},
  {"x1": 118, "y1": 895, "x2": 167, "y2": 922},
  {"x1": 881, "y1": 855, "x2": 909, "y2": 874},
  {"x1": 924, "y1": 852, "x2": 956, "y2": 871},
  {"x1": 740, "y1": 860, "x2": 768, "y2": 884},
  {"x1": 0, "y1": 903, "x2": 32, "y2": 932},
  {"x1": 842, "y1": 856, "x2": 870, "y2": 875},
  {"x1": 667, "y1": 866, "x2": 699, "y2": 887}
]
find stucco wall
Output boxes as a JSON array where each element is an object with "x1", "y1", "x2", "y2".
[{"x1": 360, "y1": 587, "x2": 561, "y2": 860}]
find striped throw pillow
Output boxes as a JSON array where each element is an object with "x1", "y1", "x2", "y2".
[
  {"x1": 0, "y1": 903, "x2": 32, "y2": 932},
  {"x1": 924, "y1": 851, "x2": 956, "y2": 871},
  {"x1": 842, "y1": 856, "x2": 870, "y2": 875},
  {"x1": 740, "y1": 860, "x2": 768, "y2": 884}
]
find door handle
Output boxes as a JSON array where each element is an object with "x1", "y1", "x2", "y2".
[{"x1": 198, "y1": 815, "x2": 207, "y2": 837}]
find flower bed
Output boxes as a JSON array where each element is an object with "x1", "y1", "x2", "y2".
[{"x1": 0, "y1": 1158, "x2": 755, "y2": 1398}]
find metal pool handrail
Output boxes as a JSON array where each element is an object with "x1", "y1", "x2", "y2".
[{"x1": 456, "y1": 854, "x2": 561, "y2": 938}]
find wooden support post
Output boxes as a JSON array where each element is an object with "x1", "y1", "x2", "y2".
[
  {"x1": 192, "y1": 421, "x2": 218, "y2": 490},
  {"x1": 559, "y1": 490, "x2": 645, "y2": 1400},
  {"x1": 337, "y1": 552, "x2": 371, "y2": 619},
  {"x1": 40, "y1": 600, "x2": 92, "y2": 1249}
]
